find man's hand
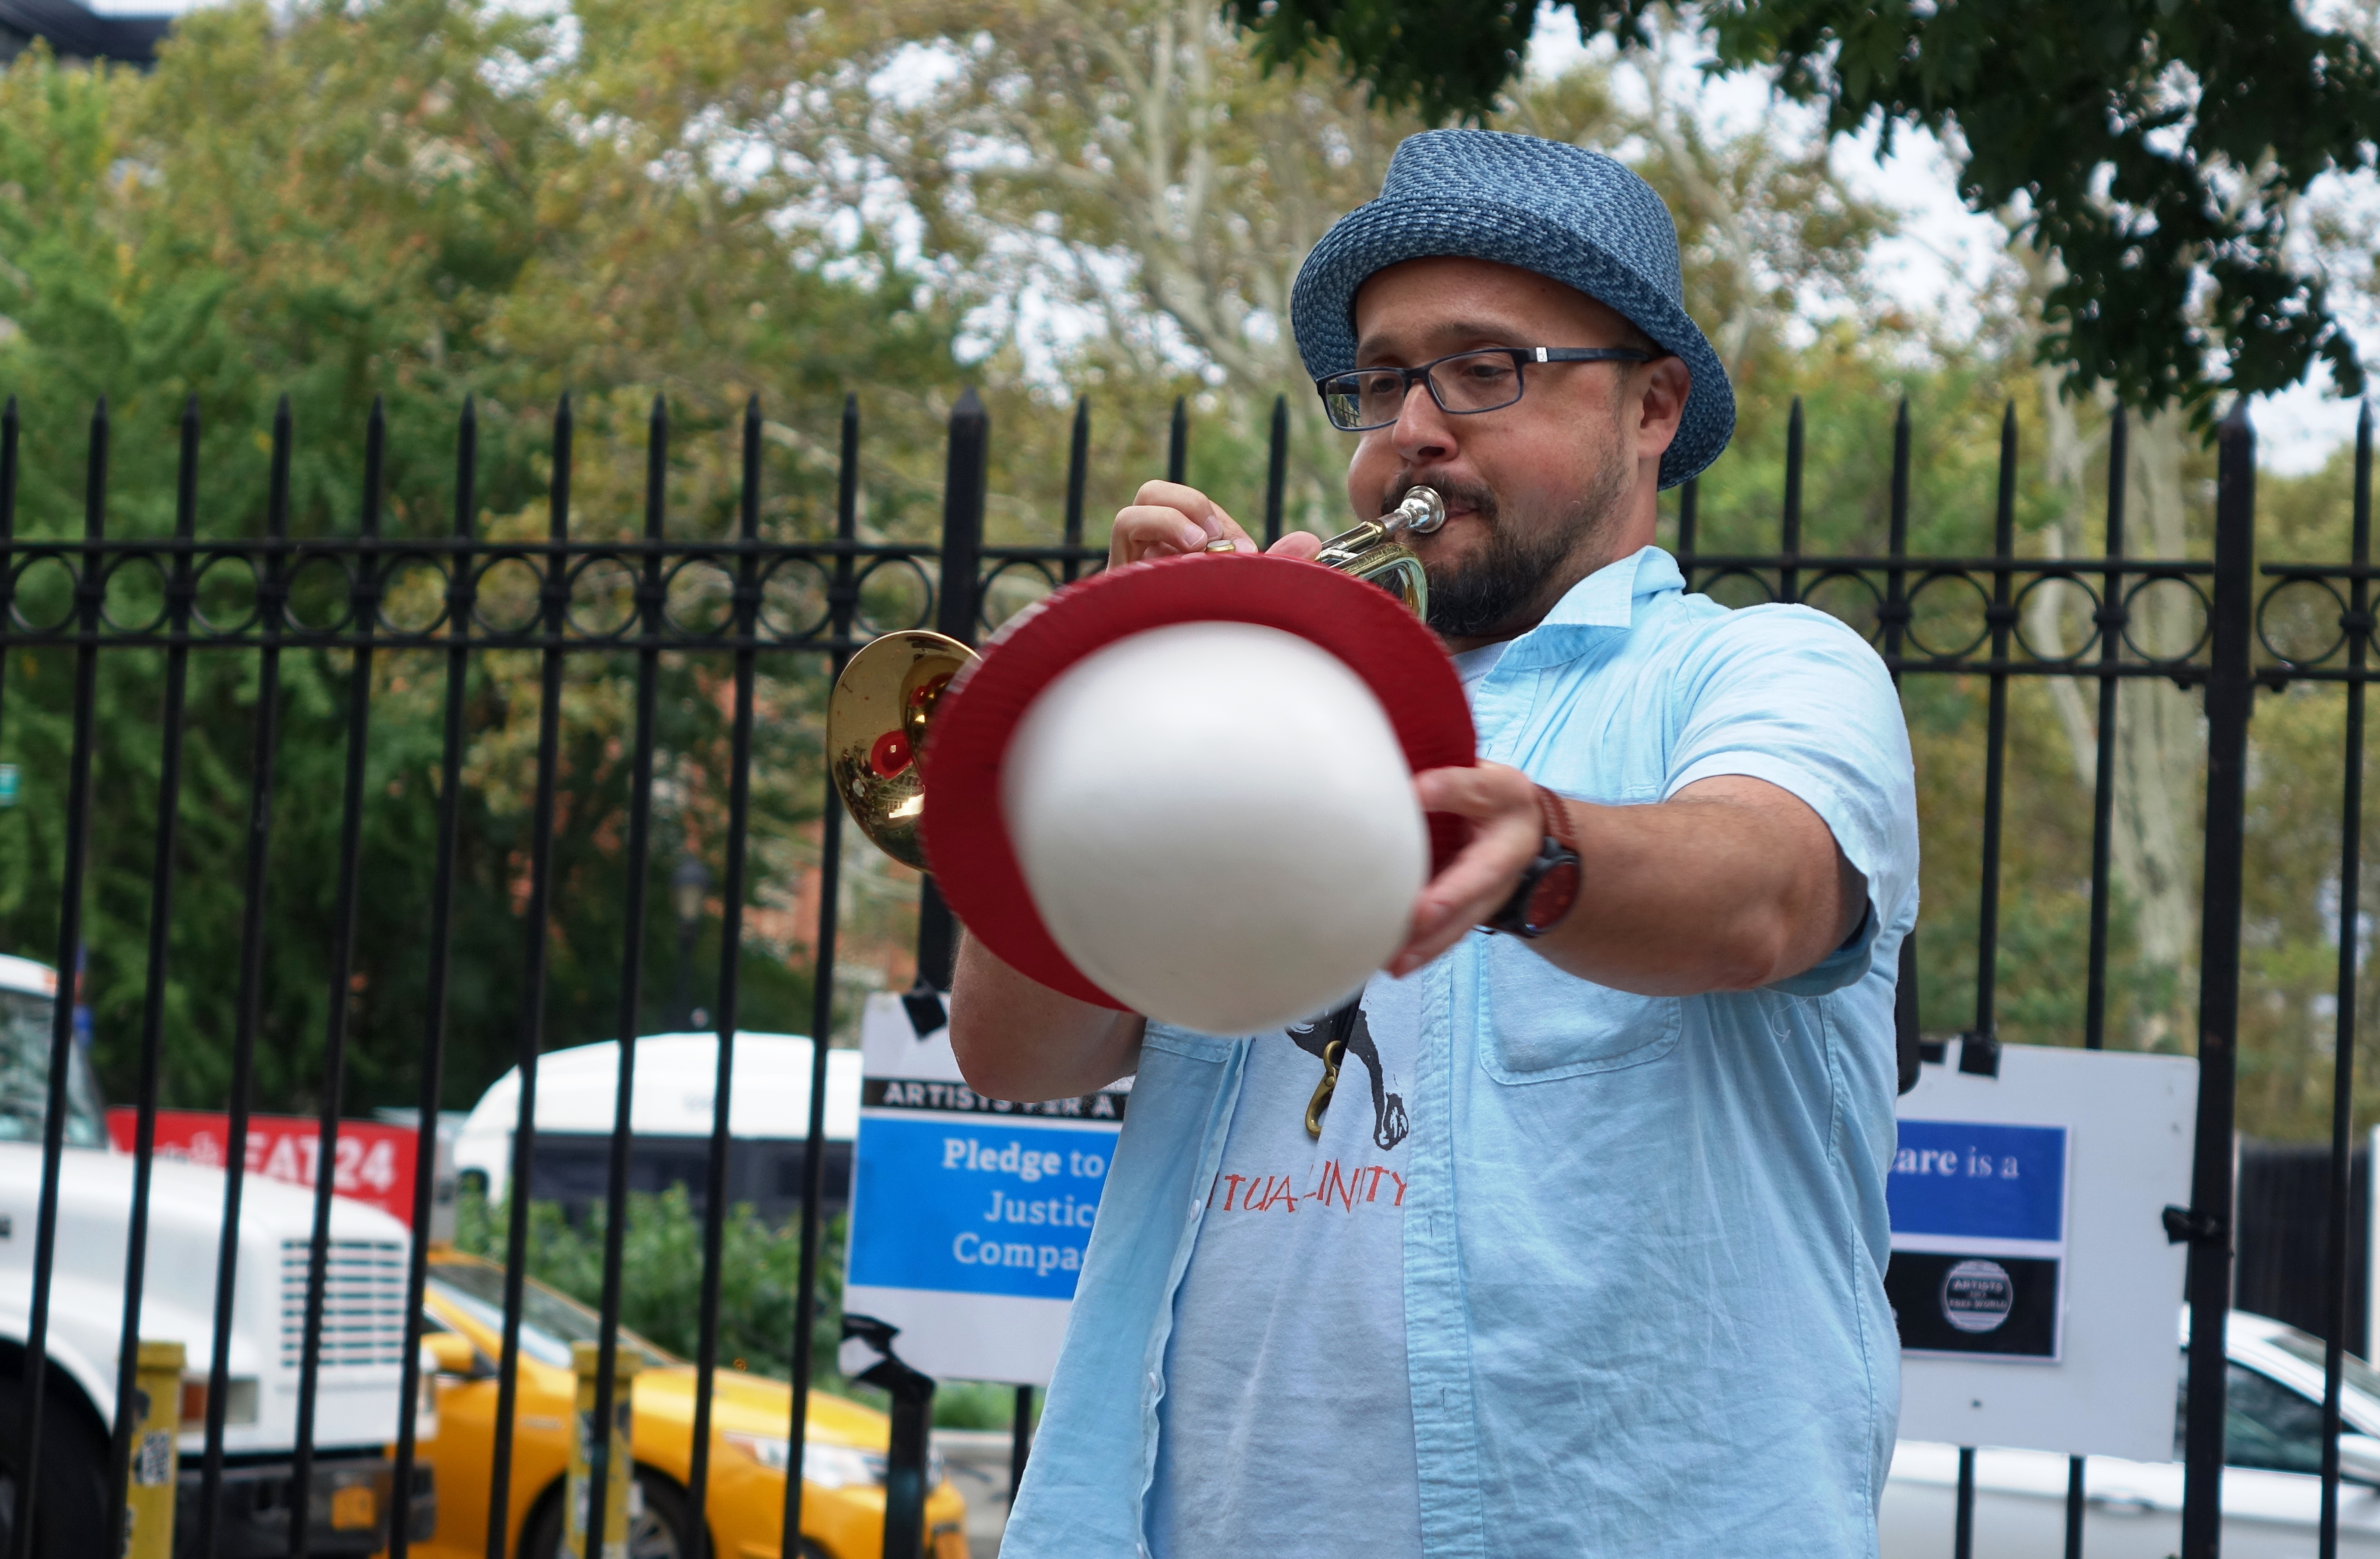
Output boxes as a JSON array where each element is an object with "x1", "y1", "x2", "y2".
[
  {"x1": 1391, "y1": 764, "x2": 1867, "y2": 994},
  {"x1": 1110, "y1": 481, "x2": 1325, "y2": 569},
  {"x1": 1393, "y1": 762, "x2": 1545, "y2": 974}
]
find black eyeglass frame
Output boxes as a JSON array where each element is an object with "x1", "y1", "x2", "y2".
[{"x1": 1314, "y1": 345, "x2": 1659, "y2": 432}]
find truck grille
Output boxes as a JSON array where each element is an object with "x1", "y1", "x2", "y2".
[{"x1": 280, "y1": 1239, "x2": 409, "y2": 1369}]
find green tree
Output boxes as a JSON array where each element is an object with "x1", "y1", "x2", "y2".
[
  {"x1": 0, "y1": 0, "x2": 971, "y2": 1117},
  {"x1": 1223, "y1": 0, "x2": 2380, "y2": 416}
]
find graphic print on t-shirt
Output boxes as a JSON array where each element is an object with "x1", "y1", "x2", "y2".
[
  {"x1": 1287, "y1": 998, "x2": 1410, "y2": 1151},
  {"x1": 1151, "y1": 972, "x2": 1428, "y2": 1558}
]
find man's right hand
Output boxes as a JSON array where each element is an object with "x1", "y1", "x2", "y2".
[{"x1": 1110, "y1": 481, "x2": 1325, "y2": 569}]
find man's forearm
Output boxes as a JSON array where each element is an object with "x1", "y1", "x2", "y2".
[
  {"x1": 1529, "y1": 779, "x2": 1863, "y2": 995},
  {"x1": 1401, "y1": 766, "x2": 1862, "y2": 992},
  {"x1": 949, "y1": 931, "x2": 1147, "y2": 1102}
]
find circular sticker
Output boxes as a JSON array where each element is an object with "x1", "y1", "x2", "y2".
[{"x1": 1940, "y1": 1258, "x2": 2016, "y2": 1334}]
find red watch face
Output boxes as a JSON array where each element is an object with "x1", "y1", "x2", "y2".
[{"x1": 1524, "y1": 857, "x2": 1582, "y2": 933}]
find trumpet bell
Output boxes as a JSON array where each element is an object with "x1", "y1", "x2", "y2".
[{"x1": 828, "y1": 630, "x2": 978, "y2": 871}]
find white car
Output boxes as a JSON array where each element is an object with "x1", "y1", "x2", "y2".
[{"x1": 1884, "y1": 1309, "x2": 2380, "y2": 1557}]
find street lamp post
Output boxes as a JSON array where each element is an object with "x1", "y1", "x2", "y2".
[{"x1": 671, "y1": 854, "x2": 712, "y2": 1030}]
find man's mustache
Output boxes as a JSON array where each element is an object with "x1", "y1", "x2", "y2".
[{"x1": 1385, "y1": 476, "x2": 1498, "y2": 527}]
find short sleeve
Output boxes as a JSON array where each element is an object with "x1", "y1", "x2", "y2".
[{"x1": 1661, "y1": 604, "x2": 1918, "y2": 997}]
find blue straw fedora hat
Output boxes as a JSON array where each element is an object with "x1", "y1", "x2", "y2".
[{"x1": 1291, "y1": 129, "x2": 1733, "y2": 490}]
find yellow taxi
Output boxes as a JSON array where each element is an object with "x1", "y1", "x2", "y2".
[{"x1": 412, "y1": 1249, "x2": 969, "y2": 1559}]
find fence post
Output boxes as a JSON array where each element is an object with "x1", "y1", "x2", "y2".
[
  {"x1": 1264, "y1": 395, "x2": 1288, "y2": 548},
  {"x1": 917, "y1": 388, "x2": 988, "y2": 998},
  {"x1": 2180, "y1": 399, "x2": 2256, "y2": 1558},
  {"x1": 784, "y1": 396, "x2": 855, "y2": 1559},
  {"x1": 486, "y1": 394, "x2": 577, "y2": 1559},
  {"x1": 869, "y1": 387, "x2": 988, "y2": 1559},
  {"x1": 106, "y1": 399, "x2": 199, "y2": 1558},
  {"x1": 389, "y1": 394, "x2": 477, "y2": 1559},
  {"x1": 1884, "y1": 399, "x2": 1919, "y2": 1096},
  {"x1": 2320, "y1": 402, "x2": 2375, "y2": 1559},
  {"x1": 16, "y1": 398, "x2": 109, "y2": 1559}
]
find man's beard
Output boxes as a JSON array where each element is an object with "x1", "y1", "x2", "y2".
[{"x1": 1406, "y1": 449, "x2": 1634, "y2": 639}]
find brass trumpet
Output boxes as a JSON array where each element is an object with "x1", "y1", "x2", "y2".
[{"x1": 828, "y1": 486, "x2": 1448, "y2": 869}]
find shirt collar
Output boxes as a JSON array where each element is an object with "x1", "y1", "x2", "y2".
[{"x1": 1492, "y1": 545, "x2": 1682, "y2": 667}]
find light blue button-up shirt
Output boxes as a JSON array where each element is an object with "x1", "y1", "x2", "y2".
[{"x1": 1002, "y1": 547, "x2": 1918, "y2": 1558}]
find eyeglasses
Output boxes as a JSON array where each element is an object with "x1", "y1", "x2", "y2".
[{"x1": 1315, "y1": 346, "x2": 1657, "y2": 432}]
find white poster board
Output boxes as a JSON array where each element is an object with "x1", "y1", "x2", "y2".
[
  {"x1": 840, "y1": 992, "x2": 1128, "y2": 1386},
  {"x1": 1894, "y1": 1042, "x2": 2197, "y2": 1462}
]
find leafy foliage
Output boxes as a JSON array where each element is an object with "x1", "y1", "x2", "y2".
[
  {"x1": 1221, "y1": 0, "x2": 2380, "y2": 416},
  {"x1": 0, "y1": 0, "x2": 975, "y2": 1115}
]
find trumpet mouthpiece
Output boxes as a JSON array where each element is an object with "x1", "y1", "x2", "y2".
[{"x1": 1392, "y1": 486, "x2": 1446, "y2": 535}]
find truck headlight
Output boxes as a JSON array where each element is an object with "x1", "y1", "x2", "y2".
[{"x1": 179, "y1": 1375, "x2": 259, "y2": 1429}]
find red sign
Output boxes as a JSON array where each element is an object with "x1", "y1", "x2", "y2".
[{"x1": 103, "y1": 1109, "x2": 423, "y2": 1227}]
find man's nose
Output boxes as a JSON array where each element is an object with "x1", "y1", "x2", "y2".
[{"x1": 1390, "y1": 377, "x2": 1457, "y2": 465}]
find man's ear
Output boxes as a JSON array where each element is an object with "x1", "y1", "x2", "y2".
[{"x1": 1634, "y1": 356, "x2": 1691, "y2": 464}]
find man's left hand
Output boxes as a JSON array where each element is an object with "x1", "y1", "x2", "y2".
[{"x1": 1390, "y1": 761, "x2": 1543, "y2": 976}]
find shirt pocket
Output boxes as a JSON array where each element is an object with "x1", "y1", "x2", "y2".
[{"x1": 1475, "y1": 935, "x2": 1682, "y2": 1083}]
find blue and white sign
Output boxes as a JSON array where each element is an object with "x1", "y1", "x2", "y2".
[
  {"x1": 848, "y1": 1116, "x2": 1109, "y2": 1299},
  {"x1": 842, "y1": 992, "x2": 1126, "y2": 1385},
  {"x1": 1894, "y1": 1043, "x2": 2196, "y2": 1464},
  {"x1": 1887, "y1": 1119, "x2": 2070, "y2": 1360}
]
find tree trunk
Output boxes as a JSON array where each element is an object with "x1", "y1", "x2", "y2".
[{"x1": 2110, "y1": 407, "x2": 2203, "y2": 1048}]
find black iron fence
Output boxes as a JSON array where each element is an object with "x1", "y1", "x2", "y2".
[{"x1": 0, "y1": 380, "x2": 2366, "y2": 1559}]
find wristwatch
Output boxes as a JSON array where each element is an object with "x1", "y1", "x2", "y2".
[{"x1": 1486, "y1": 785, "x2": 1582, "y2": 939}]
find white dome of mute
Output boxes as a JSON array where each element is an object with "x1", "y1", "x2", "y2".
[{"x1": 1001, "y1": 620, "x2": 1427, "y2": 1035}]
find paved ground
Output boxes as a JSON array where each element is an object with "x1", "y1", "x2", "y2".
[{"x1": 935, "y1": 1428, "x2": 1021, "y2": 1559}]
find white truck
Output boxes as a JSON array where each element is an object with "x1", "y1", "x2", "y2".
[{"x1": 0, "y1": 953, "x2": 432, "y2": 1556}]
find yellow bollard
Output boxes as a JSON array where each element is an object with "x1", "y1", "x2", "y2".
[
  {"x1": 121, "y1": 1340, "x2": 184, "y2": 1559},
  {"x1": 564, "y1": 1341, "x2": 640, "y2": 1559}
]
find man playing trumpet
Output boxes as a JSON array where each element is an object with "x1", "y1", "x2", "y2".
[{"x1": 956, "y1": 129, "x2": 1917, "y2": 1559}]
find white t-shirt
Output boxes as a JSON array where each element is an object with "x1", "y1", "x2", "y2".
[{"x1": 1146, "y1": 642, "x2": 1505, "y2": 1559}]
